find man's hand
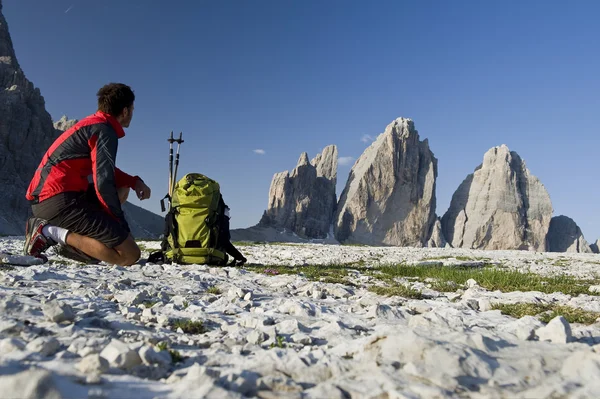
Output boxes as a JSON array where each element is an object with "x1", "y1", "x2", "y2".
[{"x1": 135, "y1": 179, "x2": 151, "y2": 200}]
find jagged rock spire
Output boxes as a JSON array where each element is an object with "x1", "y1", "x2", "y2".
[{"x1": 260, "y1": 145, "x2": 338, "y2": 239}]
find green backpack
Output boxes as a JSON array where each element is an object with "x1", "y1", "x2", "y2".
[{"x1": 161, "y1": 173, "x2": 228, "y2": 265}]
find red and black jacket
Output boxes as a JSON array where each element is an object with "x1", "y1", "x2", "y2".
[{"x1": 26, "y1": 111, "x2": 139, "y2": 230}]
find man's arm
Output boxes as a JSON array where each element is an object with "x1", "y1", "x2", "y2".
[
  {"x1": 116, "y1": 169, "x2": 151, "y2": 200},
  {"x1": 115, "y1": 168, "x2": 139, "y2": 190},
  {"x1": 89, "y1": 124, "x2": 130, "y2": 231}
]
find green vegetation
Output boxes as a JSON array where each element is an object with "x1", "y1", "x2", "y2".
[
  {"x1": 169, "y1": 349, "x2": 184, "y2": 363},
  {"x1": 552, "y1": 258, "x2": 570, "y2": 267},
  {"x1": 421, "y1": 255, "x2": 491, "y2": 262},
  {"x1": 270, "y1": 335, "x2": 286, "y2": 349},
  {"x1": 492, "y1": 302, "x2": 600, "y2": 325},
  {"x1": 156, "y1": 342, "x2": 184, "y2": 363},
  {"x1": 143, "y1": 300, "x2": 160, "y2": 308},
  {"x1": 170, "y1": 319, "x2": 207, "y2": 334},
  {"x1": 368, "y1": 285, "x2": 423, "y2": 299},
  {"x1": 246, "y1": 262, "x2": 600, "y2": 297},
  {"x1": 206, "y1": 286, "x2": 221, "y2": 295},
  {"x1": 377, "y1": 264, "x2": 597, "y2": 296}
]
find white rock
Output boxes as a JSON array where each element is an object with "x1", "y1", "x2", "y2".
[
  {"x1": 589, "y1": 285, "x2": 600, "y2": 294},
  {"x1": 277, "y1": 319, "x2": 301, "y2": 335},
  {"x1": 113, "y1": 290, "x2": 150, "y2": 306},
  {"x1": 157, "y1": 314, "x2": 170, "y2": 326},
  {"x1": 138, "y1": 345, "x2": 171, "y2": 367},
  {"x1": 478, "y1": 298, "x2": 493, "y2": 312},
  {"x1": 77, "y1": 354, "x2": 110, "y2": 375},
  {"x1": 303, "y1": 382, "x2": 347, "y2": 399},
  {"x1": 500, "y1": 315, "x2": 544, "y2": 341},
  {"x1": 466, "y1": 279, "x2": 479, "y2": 288},
  {"x1": 42, "y1": 300, "x2": 75, "y2": 323},
  {"x1": 328, "y1": 286, "x2": 352, "y2": 299},
  {"x1": 365, "y1": 304, "x2": 404, "y2": 320},
  {"x1": 228, "y1": 287, "x2": 247, "y2": 299},
  {"x1": 0, "y1": 337, "x2": 25, "y2": 355},
  {"x1": 246, "y1": 330, "x2": 267, "y2": 345},
  {"x1": 536, "y1": 316, "x2": 573, "y2": 343},
  {"x1": 290, "y1": 333, "x2": 312, "y2": 345},
  {"x1": 0, "y1": 369, "x2": 62, "y2": 399},
  {"x1": 25, "y1": 337, "x2": 61, "y2": 357},
  {"x1": 99, "y1": 339, "x2": 142, "y2": 369}
]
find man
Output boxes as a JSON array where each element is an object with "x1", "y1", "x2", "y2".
[{"x1": 23, "y1": 83, "x2": 151, "y2": 266}]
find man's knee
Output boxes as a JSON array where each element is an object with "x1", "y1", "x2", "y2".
[{"x1": 115, "y1": 236, "x2": 140, "y2": 266}]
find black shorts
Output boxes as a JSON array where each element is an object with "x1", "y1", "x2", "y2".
[{"x1": 31, "y1": 187, "x2": 129, "y2": 248}]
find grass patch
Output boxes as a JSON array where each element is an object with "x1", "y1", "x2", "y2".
[
  {"x1": 491, "y1": 303, "x2": 551, "y2": 318},
  {"x1": 492, "y1": 303, "x2": 600, "y2": 325},
  {"x1": 270, "y1": 335, "x2": 286, "y2": 349},
  {"x1": 421, "y1": 256, "x2": 491, "y2": 262},
  {"x1": 156, "y1": 342, "x2": 169, "y2": 351},
  {"x1": 378, "y1": 264, "x2": 597, "y2": 296},
  {"x1": 170, "y1": 319, "x2": 207, "y2": 334},
  {"x1": 168, "y1": 349, "x2": 184, "y2": 363},
  {"x1": 206, "y1": 286, "x2": 221, "y2": 295},
  {"x1": 247, "y1": 262, "x2": 598, "y2": 298},
  {"x1": 156, "y1": 342, "x2": 184, "y2": 363},
  {"x1": 143, "y1": 300, "x2": 159, "y2": 308},
  {"x1": 245, "y1": 264, "x2": 365, "y2": 286},
  {"x1": 539, "y1": 306, "x2": 600, "y2": 324},
  {"x1": 552, "y1": 257, "x2": 570, "y2": 267},
  {"x1": 368, "y1": 285, "x2": 422, "y2": 299}
]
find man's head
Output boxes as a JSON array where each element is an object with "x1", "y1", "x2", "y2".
[{"x1": 97, "y1": 83, "x2": 135, "y2": 128}]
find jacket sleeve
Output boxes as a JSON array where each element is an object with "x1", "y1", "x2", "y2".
[
  {"x1": 115, "y1": 167, "x2": 140, "y2": 189},
  {"x1": 89, "y1": 124, "x2": 130, "y2": 232}
]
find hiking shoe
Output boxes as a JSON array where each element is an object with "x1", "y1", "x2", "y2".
[
  {"x1": 55, "y1": 244, "x2": 99, "y2": 264},
  {"x1": 23, "y1": 217, "x2": 56, "y2": 259}
]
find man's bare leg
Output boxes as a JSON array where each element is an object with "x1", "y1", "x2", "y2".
[
  {"x1": 65, "y1": 233, "x2": 140, "y2": 266},
  {"x1": 65, "y1": 187, "x2": 138, "y2": 266}
]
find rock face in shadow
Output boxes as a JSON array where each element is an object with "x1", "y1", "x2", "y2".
[
  {"x1": 546, "y1": 215, "x2": 592, "y2": 253},
  {"x1": 590, "y1": 240, "x2": 599, "y2": 254},
  {"x1": 0, "y1": 2, "x2": 59, "y2": 234},
  {"x1": 427, "y1": 217, "x2": 447, "y2": 248},
  {"x1": 442, "y1": 145, "x2": 553, "y2": 251},
  {"x1": 259, "y1": 145, "x2": 338, "y2": 239},
  {"x1": 334, "y1": 118, "x2": 437, "y2": 246}
]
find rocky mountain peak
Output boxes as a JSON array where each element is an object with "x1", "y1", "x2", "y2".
[
  {"x1": 259, "y1": 145, "x2": 338, "y2": 239},
  {"x1": 0, "y1": 4, "x2": 58, "y2": 234},
  {"x1": 442, "y1": 145, "x2": 553, "y2": 251},
  {"x1": 334, "y1": 118, "x2": 437, "y2": 246}
]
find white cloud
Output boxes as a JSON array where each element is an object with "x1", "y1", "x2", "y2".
[
  {"x1": 338, "y1": 156, "x2": 355, "y2": 166},
  {"x1": 361, "y1": 134, "x2": 374, "y2": 143},
  {"x1": 253, "y1": 149, "x2": 266, "y2": 155}
]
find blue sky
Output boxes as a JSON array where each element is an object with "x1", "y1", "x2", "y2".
[{"x1": 4, "y1": 0, "x2": 600, "y2": 241}]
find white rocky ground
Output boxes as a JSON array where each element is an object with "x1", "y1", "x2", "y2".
[{"x1": 2, "y1": 237, "x2": 600, "y2": 398}]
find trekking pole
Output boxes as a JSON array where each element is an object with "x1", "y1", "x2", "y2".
[
  {"x1": 167, "y1": 131, "x2": 175, "y2": 197},
  {"x1": 161, "y1": 131, "x2": 175, "y2": 212},
  {"x1": 170, "y1": 132, "x2": 184, "y2": 202}
]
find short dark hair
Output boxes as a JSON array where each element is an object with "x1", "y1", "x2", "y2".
[{"x1": 97, "y1": 83, "x2": 135, "y2": 117}]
